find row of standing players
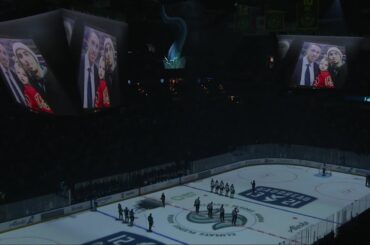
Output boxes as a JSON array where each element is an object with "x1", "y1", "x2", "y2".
[
  {"x1": 210, "y1": 179, "x2": 235, "y2": 196},
  {"x1": 193, "y1": 197, "x2": 240, "y2": 226},
  {"x1": 210, "y1": 178, "x2": 256, "y2": 195},
  {"x1": 117, "y1": 204, "x2": 140, "y2": 228}
]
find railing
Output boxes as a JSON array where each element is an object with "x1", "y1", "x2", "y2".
[
  {"x1": 191, "y1": 144, "x2": 370, "y2": 173},
  {"x1": 0, "y1": 161, "x2": 185, "y2": 223},
  {"x1": 287, "y1": 192, "x2": 370, "y2": 245},
  {"x1": 0, "y1": 193, "x2": 68, "y2": 223},
  {"x1": 72, "y1": 161, "x2": 188, "y2": 203}
]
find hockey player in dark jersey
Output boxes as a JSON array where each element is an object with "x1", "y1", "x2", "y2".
[
  {"x1": 161, "y1": 193, "x2": 166, "y2": 207},
  {"x1": 232, "y1": 207, "x2": 239, "y2": 225},
  {"x1": 148, "y1": 213, "x2": 154, "y2": 232},
  {"x1": 207, "y1": 202, "x2": 213, "y2": 218},
  {"x1": 118, "y1": 203, "x2": 123, "y2": 220},
  {"x1": 251, "y1": 180, "x2": 256, "y2": 193},
  {"x1": 194, "y1": 197, "x2": 200, "y2": 213},
  {"x1": 230, "y1": 184, "x2": 235, "y2": 198},
  {"x1": 124, "y1": 207, "x2": 129, "y2": 223},
  {"x1": 129, "y1": 209, "x2": 135, "y2": 226},
  {"x1": 219, "y1": 204, "x2": 225, "y2": 222}
]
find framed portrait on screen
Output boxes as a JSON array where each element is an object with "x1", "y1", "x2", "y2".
[{"x1": 78, "y1": 26, "x2": 118, "y2": 110}]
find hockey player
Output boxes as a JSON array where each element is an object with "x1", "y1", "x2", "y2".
[
  {"x1": 225, "y1": 182, "x2": 230, "y2": 197},
  {"x1": 91, "y1": 199, "x2": 98, "y2": 211},
  {"x1": 124, "y1": 207, "x2": 129, "y2": 223},
  {"x1": 148, "y1": 213, "x2": 154, "y2": 232},
  {"x1": 322, "y1": 164, "x2": 326, "y2": 176},
  {"x1": 118, "y1": 203, "x2": 123, "y2": 220},
  {"x1": 161, "y1": 193, "x2": 166, "y2": 207},
  {"x1": 251, "y1": 180, "x2": 256, "y2": 193},
  {"x1": 230, "y1": 184, "x2": 235, "y2": 198},
  {"x1": 210, "y1": 178, "x2": 215, "y2": 192},
  {"x1": 231, "y1": 207, "x2": 239, "y2": 225},
  {"x1": 219, "y1": 204, "x2": 225, "y2": 222},
  {"x1": 194, "y1": 197, "x2": 200, "y2": 213},
  {"x1": 215, "y1": 180, "x2": 219, "y2": 194},
  {"x1": 219, "y1": 181, "x2": 224, "y2": 195},
  {"x1": 129, "y1": 209, "x2": 135, "y2": 226},
  {"x1": 207, "y1": 202, "x2": 213, "y2": 218}
]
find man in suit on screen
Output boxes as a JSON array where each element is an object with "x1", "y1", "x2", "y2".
[
  {"x1": 79, "y1": 29, "x2": 100, "y2": 109},
  {"x1": 292, "y1": 43, "x2": 321, "y2": 87}
]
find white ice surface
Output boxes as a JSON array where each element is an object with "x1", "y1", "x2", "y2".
[{"x1": 1, "y1": 164, "x2": 369, "y2": 245}]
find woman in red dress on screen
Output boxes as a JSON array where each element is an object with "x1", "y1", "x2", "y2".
[
  {"x1": 313, "y1": 56, "x2": 334, "y2": 89},
  {"x1": 94, "y1": 56, "x2": 110, "y2": 108},
  {"x1": 14, "y1": 62, "x2": 53, "y2": 113}
]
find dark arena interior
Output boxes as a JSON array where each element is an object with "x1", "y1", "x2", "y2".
[{"x1": 1, "y1": 0, "x2": 370, "y2": 244}]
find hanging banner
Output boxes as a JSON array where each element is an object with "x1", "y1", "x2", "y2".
[
  {"x1": 234, "y1": 5, "x2": 263, "y2": 33},
  {"x1": 265, "y1": 10, "x2": 285, "y2": 31},
  {"x1": 234, "y1": 4, "x2": 249, "y2": 33},
  {"x1": 297, "y1": 0, "x2": 319, "y2": 30}
]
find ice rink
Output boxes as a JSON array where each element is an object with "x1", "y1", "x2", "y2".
[{"x1": 1, "y1": 164, "x2": 370, "y2": 245}]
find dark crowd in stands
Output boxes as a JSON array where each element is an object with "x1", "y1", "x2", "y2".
[{"x1": 72, "y1": 161, "x2": 189, "y2": 203}]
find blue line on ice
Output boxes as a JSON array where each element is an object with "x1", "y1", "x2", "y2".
[{"x1": 96, "y1": 210, "x2": 189, "y2": 245}]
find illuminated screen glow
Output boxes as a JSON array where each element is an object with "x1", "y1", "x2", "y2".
[
  {"x1": 78, "y1": 26, "x2": 118, "y2": 110},
  {"x1": 292, "y1": 42, "x2": 347, "y2": 89},
  {"x1": 0, "y1": 38, "x2": 55, "y2": 113}
]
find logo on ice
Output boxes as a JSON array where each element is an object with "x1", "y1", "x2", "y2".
[
  {"x1": 187, "y1": 210, "x2": 247, "y2": 230},
  {"x1": 239, "y1": 186, "x2": 317, "y2": 208},
  {"x1": 289, "y1": 221, "x2": 309, "y2": 232},
  {"x1": 83, "y1": 231, "x2": 165, "y2": 245}
]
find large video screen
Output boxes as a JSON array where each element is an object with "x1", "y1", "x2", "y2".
[
  {"x1": 63, "y1": 9, "x2": 127, "y2": 111},
  {"x1": 0, "y1": 10, "x2": 78, "y2": 115},
  {"x1": 0, "y1": 38, "x2": 55, "y2": 113},
  {"x1": 78, "y1": 26, "x2": 118, "y2": 110},
  {"x1": 278, "y1": 35, "x2": 363, "y2": 91},
  {"x1": 292, "y1": 42, "x2": 346, "y2": 89}
]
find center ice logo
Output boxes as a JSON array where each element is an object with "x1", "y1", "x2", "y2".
[
  {"x1": 83, "y1": 231, "x2": 165, "y2": 245},
  {"x1": 167, "y1": 204, "x2": 263, "y2": 237},
  {"x1": 239, "y1": 186, "x2": 317, "y2": 208},
  {"x1": 186, "y1": 210, "x2": 247, "y2": 230}
]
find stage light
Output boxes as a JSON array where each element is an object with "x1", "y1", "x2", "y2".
[
  {"x1": 268, "y1": 55, "x2": 275, "y2": 69},
  {"x1": 326, "y1": 0, "x2": 343, "y2": 19}
]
